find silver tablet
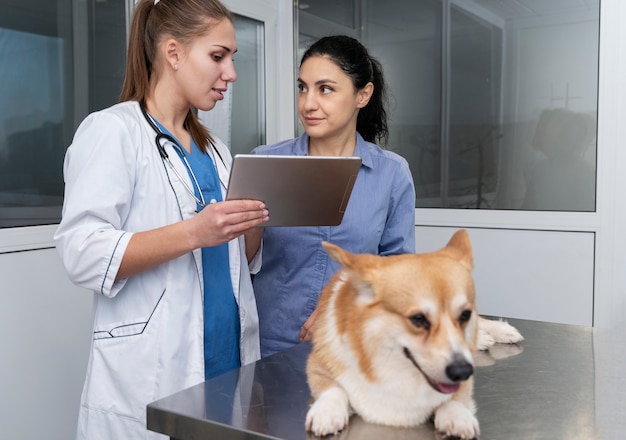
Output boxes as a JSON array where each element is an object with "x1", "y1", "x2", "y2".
[{"x1": 225, "y1": 154, "x2": 362, "y2": 227}]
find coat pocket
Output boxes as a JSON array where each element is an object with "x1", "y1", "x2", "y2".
[
  {"x1": 83, "y1": 289, "x2": 166, "y2": 420},
  {"x1": 93, "y1": 289, "x2": 165, "y2": 340}
]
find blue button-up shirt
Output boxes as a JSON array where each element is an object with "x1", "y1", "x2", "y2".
[{"x1": 251, "y1": 133, "x2": 416, "y2": 357}]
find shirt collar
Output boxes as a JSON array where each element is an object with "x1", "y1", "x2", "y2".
[
  {"x1": 354, "y1": 132, "x2": 374, "y2": 169},
  {"x1": 294, "y1": 132, "x2": 374, "y2": 169}
]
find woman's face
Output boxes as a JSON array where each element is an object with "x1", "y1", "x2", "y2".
[
  {"x1": 177, "y1": 19, "x2": 238, "y2": 112},
  {"x1": 297, "y1": 55, "x2": 364, "y2": 142}
]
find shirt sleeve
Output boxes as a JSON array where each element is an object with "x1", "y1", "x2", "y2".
[
  {"x1": 54, "y1": 110, "x2": 137, "y2": 297},
  {"x1": 378, "y1": 157, "x2": 416, "y2": 255}
]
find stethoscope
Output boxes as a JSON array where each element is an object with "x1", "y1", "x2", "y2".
[{"x1": 140, "y1": 103, "x2": 226, "y2": 210}]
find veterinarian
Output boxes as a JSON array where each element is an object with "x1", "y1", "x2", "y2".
[
  {"x1": 248, "y1": 35, "x2": 416, "y2": 358},
  {"x1": 54, "y1": 0, "x2": 268, "y2": 438}
]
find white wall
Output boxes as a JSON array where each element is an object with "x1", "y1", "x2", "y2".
[
  {"x1": 593, "y1": 0, "x2": 626, "y2": 329},
  {"x1": 415, "y1": 226, "x2": 594, "y2": 325},
  {"x1": 0, "y1": 247, "x2": 92, "y2": 440}
]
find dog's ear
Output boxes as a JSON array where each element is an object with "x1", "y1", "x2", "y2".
[
  {"x1": 443, "y1": 229, "x2": 473, "y2": 271},
  {"x1": 322, "y1": 241, "x2": 356, "y2": 268},
  {"x1": 322, "y1": 241, "x2": 377, "y2": 268},
  {"x1": 322, "y1": 241, "x2": 376, "y2": 302}
]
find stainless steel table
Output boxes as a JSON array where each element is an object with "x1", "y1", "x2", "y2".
[{"x1": 147, "y1": 318, "x2": 626, "y2": 439}]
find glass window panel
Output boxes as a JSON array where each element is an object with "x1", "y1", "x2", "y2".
[
  {"x1": 0, "y1": 0, "x2": 126, "y2": 228},
  {"x1": 447, "y1": 5, "x2": 502, "y2": 208},
  {"x1": 513, "y1": 16, "x2": 598, "y2": 211},
  {"x1": 90, "y1": 0, "x2": 127, "y2": 112},
  {"x1": 365, "y1": 0, "x2": 443, "y2": 206},
  {"x1": 298, "y1": 34, "x2": 317, "y2": 68},
  {"x1": 297, "y1": 0, "x2": 356, "y2": 29},
  {"x1": 0, "y1": 27, "x2": 66, "y2": 226},
  {"x1": 297, "y1": 0, "x2": 600, "y2": 212},
  {"x1": 230, "y1": 14, "x2": 266, "y2": 155}
]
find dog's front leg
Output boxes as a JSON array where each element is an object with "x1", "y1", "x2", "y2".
[
  {"x1": 434, "y1": 380, "x2": 479, "y2": 439},
  {"x1": 305, "y1": 386, "x2": 350, "y2": 436}
]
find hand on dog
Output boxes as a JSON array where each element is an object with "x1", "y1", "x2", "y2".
[{"x1": 300, "y1": 308, "x2": 319, "y2": 342}]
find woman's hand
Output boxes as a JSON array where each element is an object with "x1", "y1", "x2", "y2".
[
  {"x1": 244, "y1": 226, "x2": 264, "y2": 263},
  {"x1": 190, "y1": 199, "x2": 269, "y2": 249},
  {"x1": 117, "y1": 200, "x2": 267, "y2": 281},
  {"x1": 299, "y1": 307, "x2": 319, "y2": 342}
]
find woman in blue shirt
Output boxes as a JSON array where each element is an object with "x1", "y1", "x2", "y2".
[{"x1": 249, "y1": 35, "x2": 416, "y2": 358}]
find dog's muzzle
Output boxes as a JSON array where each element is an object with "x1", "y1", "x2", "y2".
[{"x1": 403, "y1": 348, "x2": 473, "y2": 394}]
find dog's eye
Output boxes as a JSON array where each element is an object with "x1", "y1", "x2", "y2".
[
  {"x1": 459, "y1": 310, "x2": 472, "y2": 323},
  {"x1": 410, "y1": 313, "x2": 430, "y2": 330}
]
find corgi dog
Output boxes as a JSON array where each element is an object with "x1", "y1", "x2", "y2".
[{"x1": 305, "y1": 229, "x2": 522, "y2": 439}]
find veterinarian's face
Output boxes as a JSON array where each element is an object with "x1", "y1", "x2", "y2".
[
  {"x1": 174, "y1": 19, "x2": 238, "y2": 112},
  {"x1": 297, "y1": 56, "x2": 368, "y2": 142}
]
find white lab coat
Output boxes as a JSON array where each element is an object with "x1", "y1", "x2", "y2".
[{"x1": 54, "y1": 101, "x2": 261, "y2": 440}]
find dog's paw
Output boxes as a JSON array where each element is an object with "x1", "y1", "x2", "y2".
[
  {"x1": 434, "y1": 401, "x2": 479, "y2": 440},
  {"x1": 476, "y1": 328, "x2": 496, "y2": 351},
  {"x1": 488, "y1": 319, "x2": 524, "y2": 344},
  {"x1": 478, "y1": 317, "x2": 524, "y2": 347},
  {"x1": 305, "y1": 388, "x2": 350, "y2": 437}
]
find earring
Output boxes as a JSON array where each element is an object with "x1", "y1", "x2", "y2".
[{"x1": 174, "y1": 64, "x2": 179, "y2": 70}]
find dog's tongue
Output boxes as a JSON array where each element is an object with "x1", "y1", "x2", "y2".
[{"x1": 436, "y1": 382, "x2": 461, "y2": 394}]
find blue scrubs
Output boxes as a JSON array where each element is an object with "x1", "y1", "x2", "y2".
[{"x1": 154, "y1": 120, "x2": 240, "y2": 379}]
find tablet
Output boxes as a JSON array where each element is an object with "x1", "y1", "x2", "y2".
[{"x1": 225, "y1": 154, "x2": 362, "y2": 226}]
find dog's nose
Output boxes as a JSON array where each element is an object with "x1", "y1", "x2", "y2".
[{"x1": 446, "y1": 359, "x2": 474, "y2": 382}]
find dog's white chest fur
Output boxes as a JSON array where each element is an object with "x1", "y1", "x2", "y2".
[
  {"x1": 338, "y1": 351, "x2": 451, "y2": 426},
  {"x1": 320, "y1": 305, "x2": 451, "y2": 427}
]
